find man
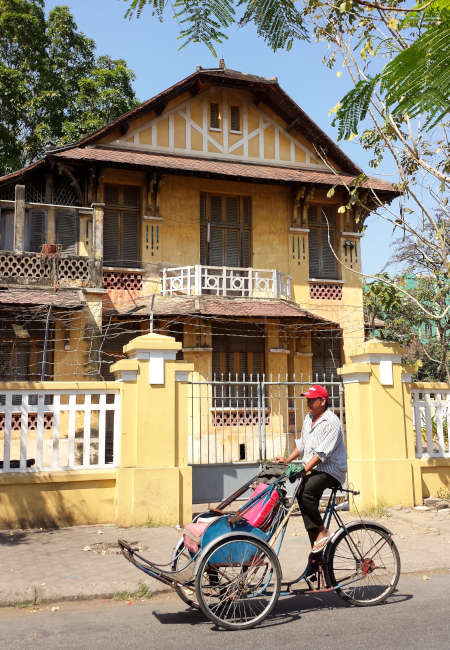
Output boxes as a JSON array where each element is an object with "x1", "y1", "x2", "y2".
[{"x1": 275, "y1": 384, "x2": 347, "y2": 553}]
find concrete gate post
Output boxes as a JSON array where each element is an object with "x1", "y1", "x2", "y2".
[
  {"x1": 111, "y1": 333, "x2": 193, "y2": 526},
  {"x1": 338, "y1": 340, "x2": 416, "y2": 509}
]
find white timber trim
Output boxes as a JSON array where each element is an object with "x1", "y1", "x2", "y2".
[
  {"x1": 354, "y1": 354, "x2": 402, "y2": 365},
  {"x1": 341, "y1": 372, "x2": 371, "y2": 384},
  {"x1": 342, "y1": 232, "x2": 363, "y2": 238}
]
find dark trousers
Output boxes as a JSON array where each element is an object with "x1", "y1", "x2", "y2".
[{"x1": 297, "y1": 471, "x2": 340, "y2": 530}]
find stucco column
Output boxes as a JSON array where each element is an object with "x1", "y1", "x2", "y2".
[
  {"x1": 338, "y1": 339, "x2": 416, "y2": 509},
  {"x1": 111, "y1": 333, "x2": 193, "y2": 526},
  {"x1": 91, "y1": 202, "x2": 104, "y2": 261},
  {"x1": 14, "y1": 184, "x2": 25, "y2": 253}
]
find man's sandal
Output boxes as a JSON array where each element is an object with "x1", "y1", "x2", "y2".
[{"x1": 311, "y1": 535, "x2": 331, "y2": 553}]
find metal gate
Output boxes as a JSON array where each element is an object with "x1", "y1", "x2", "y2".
[{"x1": 187, "y1": 374, "x2": 345, "y2": 503}]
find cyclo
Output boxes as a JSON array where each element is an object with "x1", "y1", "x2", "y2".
[{"x1": 118, "y1": 463, "x2": 400, "y2": 631}]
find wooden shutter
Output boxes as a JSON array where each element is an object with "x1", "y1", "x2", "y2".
[
  {"x1": 13, "y1": 344, "x2": 29, "y2": 380},
  {"x1": 0, "y1": 208, "x2": 14, "y2": 250},
  {"x1": 312, "y1": 336, "x2": 341, "y2": 380},
  {"x1": 225, "y1": 228, "x2": 240, "y2": 266},
  {"x1": 56, "y1": 209, "x2": 78, "y2": 255},
  {"x1": 225, "y1": 197, "x2": 239, "y2": 225},
  {"x1": 103, "y1": 209, "x2": 119, "y2": 266},
  {"x1": 308, "y1": 227, "x2": 320, "y2": 277},
  {"x1": 25, "y1": 209, "x2": 46, "y2": 252},
  {"x1": 230, "y1": 106, "x2": 240, "y2": 132},
  {"x1": 121, "y1": 211, "x2": 138, "y2": 267},
  {"x1": 320, "y1": 228, "x2": 337, "y2": 278},
  {"x1": 210, "y1": 103, "x2": 220, "y2": 129},
  {"x1": 209, "y1": 226, "x2": 224, "y2": 266}
]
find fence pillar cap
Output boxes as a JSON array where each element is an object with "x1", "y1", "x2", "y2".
[
  {"x1": 350, "y1": 339, "x2": 405, "y2": 362},
  {"x1": 111, "y1": 359, "x2": 139, "y2": 381},
  {"x1": 123, "y1": 333, "x2": 181, "y2": 356}
]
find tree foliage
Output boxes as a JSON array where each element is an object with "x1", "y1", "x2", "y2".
[
  {"x1": 0, "y1": 1, "x2": 139, "y2": 175},
  {"x1": 364, "y1": 214, "x2": 449, "y2": 382}
]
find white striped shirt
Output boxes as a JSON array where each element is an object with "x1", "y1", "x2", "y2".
[{"x1": 295, "y1": 408, "x2": 347, "y2": 485}]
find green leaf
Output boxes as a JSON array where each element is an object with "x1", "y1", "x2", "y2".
[{"x1": 332, "y1": 76, "x2": 380, "y2": 141}]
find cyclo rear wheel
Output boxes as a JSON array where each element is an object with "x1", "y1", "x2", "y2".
[
  {"x1": 195, "y1": 534, "x2": 281, "y2": 630},
  {"x1": 325, "y1": 522, "x2": 400, "y2": 606}
]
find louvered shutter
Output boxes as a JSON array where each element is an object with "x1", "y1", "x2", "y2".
[
  {"x1": 308, "y1": 227, "x2": 319, "y2": 277},
  {"x1": 209, "y1": 226, "x2": 224, "y2": 266},
  {"x1": 230, "y1": 106, "x2": 240, "y2": 132},
  {"x1": 56, "y1": 210, "x2": 78, "y2": 255},
  {"x1": 25, "y1": 209, "x2": 46, "y2": 252},
  {"x1": 225, "y1": 197, "x2": 239, "y2": 225},
  {"x1": 210, "y1": 196, "x2": 222, "y2": 223},
  {"x1": 13, "y1": 345, "x2": 29, "y2": 380},
  {"x1": 320, "y1": 228, "x2": 338, "y2": 279},
  {"x1": 104, "y1": 184, "x2": 119, "y2": 204},
  {"x1": 103, "y1": 209, "x2": 119, "y2": 265},
  {"x1": 0, "y1": 208, "x2": 14, "y2": 250},
  {"x1": 312, "y1": 337, "x2": 341, "y2": 381},
  {"x1": 121, "y1": 211, "x2": 138, "y2": 267},
  {"x1": 225, "y1": 228, "x2": 240, "y2": 266},
  {"x1": 0, "y1": 343, "x2": 9, "y2": 380}
]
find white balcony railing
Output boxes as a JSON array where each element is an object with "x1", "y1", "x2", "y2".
[{"x1": 161, "y1": 265, "x2": 291, "y2": 299}]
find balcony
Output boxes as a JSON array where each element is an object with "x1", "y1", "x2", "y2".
[
  {"x1": 161, "y1": 265, "x2": 291, "y2": 300},
  {"x1": 0, "y1": 250, "x2": 100, "y2": 289}
]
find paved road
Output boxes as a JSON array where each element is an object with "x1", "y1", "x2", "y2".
[{"x1": 0, "y1": 573, "x2": 448, "y2": 649}]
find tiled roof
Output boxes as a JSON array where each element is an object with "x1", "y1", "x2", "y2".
[
  {"x1": 0, "y1": 288, "x2": 84, "y2": 309},
  {"x1": 53, "y1": 147, "x2": 396, "y2": 193},
  {"x1": 103, "y1": 293, "x2": 338, "y2": 325}
]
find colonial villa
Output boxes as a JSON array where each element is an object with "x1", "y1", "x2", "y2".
[{"x1": 0, "y1": 63, "x2": 398, "y2": 402}]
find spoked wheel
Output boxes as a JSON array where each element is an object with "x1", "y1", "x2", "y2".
[
  {"x1": 195, "y1": 534, "x2": 281, "y2": 630},
  {"x1": 171, "y1": 540, "x2": 199, "y2": 609},
  {"x1": 326, "y1": 523, "x2": 400, "y2": 606}
]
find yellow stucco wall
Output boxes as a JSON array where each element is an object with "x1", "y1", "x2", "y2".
[
  {"x1": 0, "y1": 471, "x2": 116, "y2": 529},
  {"x1": 101, "y1": 87, "x2": 333, "y2": 170}
]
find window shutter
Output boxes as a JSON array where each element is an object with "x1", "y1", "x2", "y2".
[
  {"x1": 308, "y1": 227, "x2": 319, "y2": 277},
  {"x1": 230, "y1": 106, "x2": 240, "y2": 132},
  {"x1": 320, "y1": 228, "x2": 337, "y2": 279},
  {"x1": 25, "y1": 209, "x2": 46, "y2": 252},
  {"x1": 13, "y1": 345, "x2": 29, "y2": 380},
  {"x1": 210, "y1": 196, "x2": 222, "y2": 223},
  {"x1": 241, "y1": 229, "x2": 250, "y2": 268},
  {"x1": 104, "y1": 184, "x2": 119, "y2": 204},
  {"x1": 121, "y1": 211, "x2": 138, "y2": 267},
  {"x1": 123, "y1": 186, "x2": 140, "y2": 208},
  {"x1": 209, "y1": 226, "x2": 224, "y2": 266},
  {"x1": 103, "y1": 209, "x2": 119, "y2": 265},
  {"x1": 225, "y1": 197, "x2": 239, "y2": 225},
  {"x1": 0, "y1": 208, "x2": 14, "y2": 250},
  {"x1": 225, "y1": 228, "x2": 240, "y2": 266},
  {"x1": 56, "y1": 209, "x2": 78, "y2": 255},
  {"x1": 210, "y1": 103, "x2": 220, "y2": 129},
  {"x1": 312, "y1": 337, "x2": 341, "y2": 381},
  {"x1": 242, "y1": 197, "x2": 251, "y2": 228}
]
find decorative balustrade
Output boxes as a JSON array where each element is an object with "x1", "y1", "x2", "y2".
[
  {"x1": 161, "y1": 265, "x2": 291, "y2": 299},
  {"x1": 0, "y1": 250, "x2": 100, "y2": 288},
  {"x1": 412, "y1": 387, "x2": 450, "y2": 458},
  {"x1": 0, "y1": 387, "x2": 120, "y2": 471}
]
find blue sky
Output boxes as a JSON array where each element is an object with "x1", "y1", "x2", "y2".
[{"x1": 45, "y1": 0, "x2": 401, "y2": 276}]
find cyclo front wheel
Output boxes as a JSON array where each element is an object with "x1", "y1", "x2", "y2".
[
  {"x1": 171, "y1": 540, "x2": 199, "y2": 609},
  {"x1": 325, "y1": 522, "x2": 400, "y2": 606},
  {"x1": 195, "y1": 534, "x2": 281, "y2": 630}
]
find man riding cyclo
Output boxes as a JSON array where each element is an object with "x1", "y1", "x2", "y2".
[{"x1": 276, "y1": 384, "x2": 347, "y2": 553}]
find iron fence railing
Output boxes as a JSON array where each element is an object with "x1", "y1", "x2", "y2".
[{"x1": 187, "y1": 373, "x2": 344, "y2": 465}]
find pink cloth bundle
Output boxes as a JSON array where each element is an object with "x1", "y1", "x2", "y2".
[{"x1": 242, "y1": 483, "x2": 280, "y2": 529}]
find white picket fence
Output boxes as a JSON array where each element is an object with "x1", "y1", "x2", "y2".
[
  {"x1": 412, "y1": 388, "x2": 450, "y2": 458},
  {"x1": 0, "y1": 388, "x2": 120, "y2": 472}
]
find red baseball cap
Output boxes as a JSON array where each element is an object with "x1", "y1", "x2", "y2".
[{"x1": 301, "y1": 385, "x2": 329, "y2": 399}]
